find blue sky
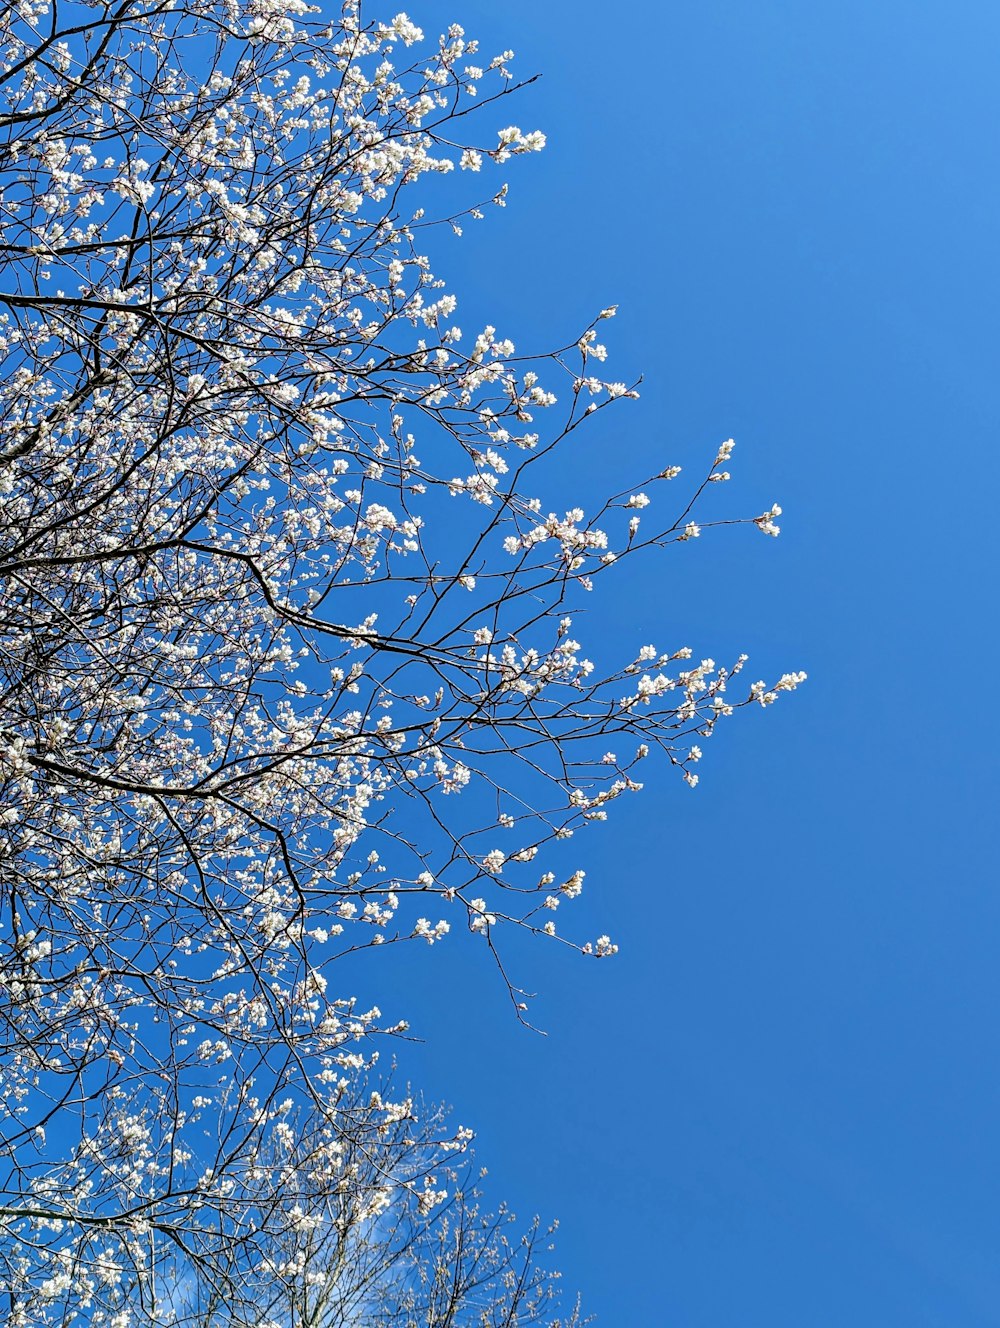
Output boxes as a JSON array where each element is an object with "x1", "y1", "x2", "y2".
[{"x1": 354, "y1": 3, "x2": 1000, "y2": 1324}]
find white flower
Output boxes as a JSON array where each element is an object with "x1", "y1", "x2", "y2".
[
  {"x1": 560, "y1": 869, "x2": 585, "y2": 899},
  {"x1": 755, "y1": 503, "x2": 782, "y2": 537},
  {"x1": 389, "y1": 13, "x2": 424, "y2": 45},
  {"x1": 413, "y1": 917, "x2": 450, "y2": 944},
  {"x1": 715, "y1": 438, "x2": 735, "y2": 464}
]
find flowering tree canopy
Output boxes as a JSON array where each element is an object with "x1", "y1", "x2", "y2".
[{"x1": 0, "y1": 0, "x2": 803, "y2": 1320}]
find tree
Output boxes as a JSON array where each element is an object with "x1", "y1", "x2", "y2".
[
  {"x1": 9, "y1": 1067, "x2": 582, "y2": 1327},
  {"x1": 0, "y1": 1, "x2": 804, "y2": 1320}
]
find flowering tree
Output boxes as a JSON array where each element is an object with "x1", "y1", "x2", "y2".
[
  {"x1": 0, "y1": 0, "x2": 803, "y2": 1319},
  {"x1": 17, "y1": 1074, "x2": 581, "y2": 1327}
]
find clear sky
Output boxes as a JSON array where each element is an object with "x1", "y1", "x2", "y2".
[{"x1": 354, "y1": 3, "x2": 1000, "y2": 1324}]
